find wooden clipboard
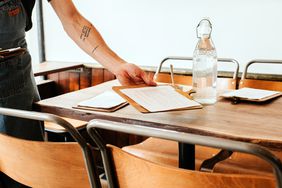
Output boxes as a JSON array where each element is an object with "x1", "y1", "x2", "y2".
[
  {"x1": 229, "y1": 93, "x2": 282, "y2": 102},
  {"x1": 112, "y1": 84, "x2": 202, "y2": 113},
  {"x1": 220, "y1": 88, "x2": 282, "y2": 103}
]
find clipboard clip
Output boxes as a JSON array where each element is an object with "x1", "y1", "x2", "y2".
[
  {"x1": 187, "y1": 89, "x2": 196, "y2": 96},
  {"x1": 169, "y1": 64, "x2": 196, "y2": 99}
]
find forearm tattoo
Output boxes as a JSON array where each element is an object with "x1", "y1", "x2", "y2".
[
  {"x1": 80, "y1": 25, "x2": 91, "y2": 41},
  {"x1": 92, "y1": 45, "x2": 99, "y2": 54}
]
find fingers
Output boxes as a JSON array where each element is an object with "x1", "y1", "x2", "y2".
[
  {"x1": 116, "y1": 72, "x2": 142, "y2": 86},
  {"x1": 115, "y1": 70, "x2": 133, "y2": 86},
  {"x1": 130, "y1": 66, "x2": 156, "y2": 86},
  {"x1": 140, "y1": 71, "x2": 157, "y2": 86},
  {"x1": 115, "y1": 63, "x2": 156, "y2": 86}
]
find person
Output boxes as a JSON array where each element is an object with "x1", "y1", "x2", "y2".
[{"x1": 0, "y1": 0, "x2": 155, "y2": 187}]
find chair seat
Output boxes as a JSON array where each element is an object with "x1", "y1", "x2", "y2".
[
  {"x1": 123, "y1": 138, "x2": 277, "y2": 176},
  {"x1": 44, "y1": 117, "x2": 87, "y2": 132},
  {"x1": 114, "y1": 144, "x2": 275, "y2": 188}
]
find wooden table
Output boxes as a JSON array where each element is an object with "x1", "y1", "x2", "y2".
[{"x1": 36, "y1": 80, "x2": 282, "y2": 151}]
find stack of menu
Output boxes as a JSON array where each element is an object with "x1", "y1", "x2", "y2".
[
  {"x1": 74, "y1": 90, "x2": 128, "y2": 112},
  {"x1": 221, "y1": 87, "x2": 282, "y2": 102}
]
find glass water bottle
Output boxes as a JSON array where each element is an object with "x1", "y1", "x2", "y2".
[{"x1": 192, "y1": 19, "x2": 217, "y2": 104}]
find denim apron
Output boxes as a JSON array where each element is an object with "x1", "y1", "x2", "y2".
[{"x1": 0, "y1": 0, "x2": 44, "y2": 141}]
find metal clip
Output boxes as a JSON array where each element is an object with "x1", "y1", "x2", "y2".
[{"x1": 232, "y1": 97, "x2": 240, "y2": 105}]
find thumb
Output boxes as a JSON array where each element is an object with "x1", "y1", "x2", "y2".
[{"x1": 140, "y1": 71, "x2": 157, "y2": 86}]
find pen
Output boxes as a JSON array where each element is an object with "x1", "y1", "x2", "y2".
[
  {"x1": 170, "y1": 64, "x2": 175, "y2": 87},
  {"x1": 0, "y1": 47, "x2": 21, "y2": 53}
]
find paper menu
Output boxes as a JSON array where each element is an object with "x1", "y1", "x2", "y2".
[
  {"x1": 221, "y1": 87, "x2": 282, "y2": 101},
  {"x1": 77, "y1": 90, "x2": 127, "y2": 109},
  {"x1": 119, "y1": 85, "x2": 201, "y2": 112}
]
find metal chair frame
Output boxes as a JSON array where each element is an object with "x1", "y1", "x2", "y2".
[
  {"x1": 87, "y1": 119, "x2": 282, "y2": 188},
  {"x1": 0, "y1": 107, "x2": 101, "y2": 188},
  {"x1": 155, "y1": 56, "x2": 239, "y2": 80},
  {"x1": 241, "y1": 59, "x2": 282, "y2": 80}
]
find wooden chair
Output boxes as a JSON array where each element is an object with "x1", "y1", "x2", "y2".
[
  {"x1": 44, "y1": 117, "x2": 87, "y2": 142},
  {"x1": 87, "y1": 119, "x2": 282, "y2": 188},
  {"x1": 122, "y1": 58, "x2": 282, "y2": 175},
  {"x1": 123, "y1": 56, "x2": 246, "y2": 173},
  {"x1": 44, "y1": 117, "x2": 87, "y2": 133},
  {"x1": 0, "y1": 107, "x2": 104, "y2": 188}
]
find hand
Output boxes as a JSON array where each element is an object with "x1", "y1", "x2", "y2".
[{"x1": 114, "y1": 63, "x2": 156, "y2": 86}]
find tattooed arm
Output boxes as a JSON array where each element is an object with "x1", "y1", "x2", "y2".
[{"x1": 49, "y1": 0, "x2": 155, "y2": 86}]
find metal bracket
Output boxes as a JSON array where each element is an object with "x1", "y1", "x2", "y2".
[{"x1": 200, "y1": 149, "x2": 233, "y2": 172}]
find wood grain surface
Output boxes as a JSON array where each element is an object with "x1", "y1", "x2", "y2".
[
  {"x1": 36, "y1": 80, "x2": 282, "y2": 150},
  {"x1": 108, "y1": 144, "x2": 275, "y2": 188},
  {"x1": 33, "y1": 62, "x2": 84, "y2": 77},
  {"x1": 0, "y1": 133, "x2": 91, "y2": 188}
]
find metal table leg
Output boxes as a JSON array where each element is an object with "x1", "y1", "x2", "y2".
[{"x1": 179, "y1": 143, "x2": 195, "y2": 170}]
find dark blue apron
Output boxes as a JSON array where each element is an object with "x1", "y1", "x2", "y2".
[
  {"x1": 0, "y1": 0, "x2": 44, "y2": 140},
  {"x1": 0, "y1": 1, "x2": 44, "y2": 186}
]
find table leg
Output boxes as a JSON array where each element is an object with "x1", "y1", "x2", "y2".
[{"x1": 179, "y1": 143, "x2": 195, "y2": 170}]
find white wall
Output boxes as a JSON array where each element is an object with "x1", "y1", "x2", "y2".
[
  {"x1": 40, "y1": 0, "x2": 282, "y2": 74},
  {"x1": 26, "y1": 4, "x2": 39, "y2": 66}
]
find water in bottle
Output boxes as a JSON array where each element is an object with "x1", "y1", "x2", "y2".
[{"x1": 192, "y1": 18, "x2": 217, "y2": 104}]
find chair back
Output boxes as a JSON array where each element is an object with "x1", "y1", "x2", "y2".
[
  {"x1": 0, "y1": 134, "x2": 90, "y2": 188},
  {"x1": 154, "y1": 56, "x2": 239, "y2": 89},
  {"x1": 108, "y1": 144, "x2": 274, "y2": 188},
  {"x1": 0, "y1": 107, "x2": 101, "y2": 188},
  {"x1": 240, "y1": 60, "x2": 282, "y2": 91},
  {"x1": 87, "y1": 119, "x2": 282, "y2": 188}
]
